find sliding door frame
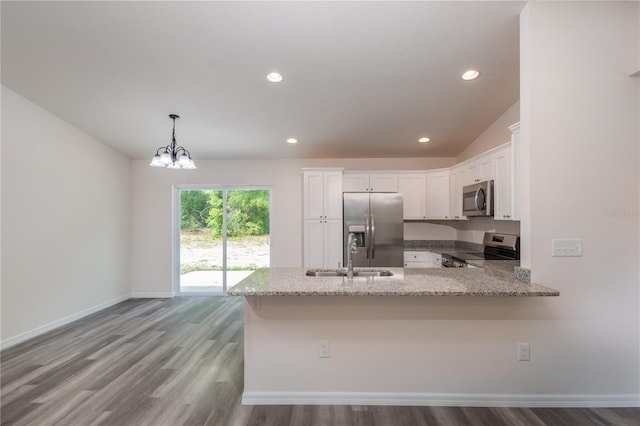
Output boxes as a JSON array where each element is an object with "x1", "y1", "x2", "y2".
[{"x1": 173, "y1": 184, "x2": 272, "y2": 295}]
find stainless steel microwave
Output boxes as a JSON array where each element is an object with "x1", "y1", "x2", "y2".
[{"x1": 462, "y1": 180, "x2": 494, "y2": 217}]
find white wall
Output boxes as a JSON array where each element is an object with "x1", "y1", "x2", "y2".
[
  {"x1": 1, "y1": 86, "x2": 131, "y2": 346},
  {"x1": 242, "y1": 1, "x2": 640, "y2": 402},
  {"x1": 456, "y1": 101, "x2": 520, "y2": 163},
  {"x1": 521, "y1": 0, "x2": 639, "y2": 392},
  {"x1": 130, "y1": 157, "x2": 454, "y2": 295}
]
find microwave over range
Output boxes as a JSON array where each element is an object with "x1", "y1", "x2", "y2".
[{"x1": 462, "y1": 180, "x2": 494, "y2": 217}]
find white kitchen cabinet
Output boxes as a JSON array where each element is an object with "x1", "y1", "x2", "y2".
[
  {"x1": 509, "y1": 122, "x2": 521, "y2": 220},
  {"x1": 403, "y1": 251, "x2": 432, "y2": 268},
  {"x1": 343, "y1": 173, "x2": 398, "y2": 192},
  {"x1": 303, "y1": 170, "x2": 343, "y2": 219},
  {"x1": 398, "y1": 171, "x2": 450, "y2": 220},
  {"x1": 398, "y1": 174, "x2": 427, "y2": 219},
  {"x1": 304, "y1": 219, "x2": 343, "y2": 269},
  {"x1": 425, "y1": 170, "x2": 450, "y2": 219},
  {"x1": 303, "y1": 169, "x2": 344, "y2": 268},
  {"x1": 464, "y1": 152, "x2": 494, "y2": 185},
  {"x1": 404, "y1": 251, "x2": 441, "y2": 268},
  {"x1": 493, "y1": 144, "x2": 513, "y2": 220},
  {"x1": 431, "y1": 252, "x2": 442, "y2": 268},
  {"x1": 449, "y1": 165, "x2": 467, "y2": 220}
]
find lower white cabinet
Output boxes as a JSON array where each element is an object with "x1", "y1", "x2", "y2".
[
  {"x1": 404, "y1": 251, "x2": 441, "y2": 268},
  {"x1": 304, "y1": 219, "x2": 343, "y2": 269}
]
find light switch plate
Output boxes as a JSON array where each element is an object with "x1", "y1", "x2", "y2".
[
  {"x1": 518, "y1": 343, "x2": 530, "y2": 361},
  {"x1": 552, "y1": 239, "x2": 583, "y2": 257}
]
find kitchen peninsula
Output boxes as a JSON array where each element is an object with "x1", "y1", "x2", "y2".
[
  {"x1": 227, "y1": 267, "x2": 559, "y2": 297},
  {"x1": 228, "y1": 268, "x2": 559, "y2": 406}
]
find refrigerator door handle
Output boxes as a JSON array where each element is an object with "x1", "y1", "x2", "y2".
[
  {"x1": 370, "y1": 213, "x2": 376, "y2": 259},
  {"x1": 364, "y1": 213, "x2": 370, "y2": 259}
]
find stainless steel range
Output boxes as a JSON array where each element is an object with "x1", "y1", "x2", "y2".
[{"x1": 441, "y1": 232, "x2": 520, "y2": 268}]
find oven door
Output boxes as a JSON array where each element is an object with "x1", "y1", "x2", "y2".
[{"x1": 462, "y1": 181, "x2": 494, "y2": 217}]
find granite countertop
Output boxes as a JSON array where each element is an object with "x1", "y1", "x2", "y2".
[{"x1": 227, "y1": 267, "x2": 559, "y2": 297}]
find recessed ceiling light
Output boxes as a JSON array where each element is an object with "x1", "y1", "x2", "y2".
[
  {"x1": 286, "y1": 138, "x2": 298, "y2": 144},
  {"x1": 418, "y1": 137, "x2": 431, "y2": 143},
  {"x1": 461, "y1": 70, "x2": 480, "y2": 81},
  {"x1": 266, "y1": 72, "x2": 284, "y2": 83}
]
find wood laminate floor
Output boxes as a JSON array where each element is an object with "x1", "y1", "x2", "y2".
[{"x1": 1, "y1": 297, "x2": 638, "y2": 426}]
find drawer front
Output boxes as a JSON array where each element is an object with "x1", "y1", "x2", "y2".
[
  {"x1": 404, "y1": 251, "x2": 429, "y2": 262},
  {"x1": 404, "y1": 260, "x2": 430, "y2": 268}
]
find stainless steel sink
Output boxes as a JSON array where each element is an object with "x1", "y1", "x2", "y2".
[
  {"x1": 305, "y1": 269, "x2": 346, "y2": 277},
  {"x1": 352, "y1": 269, "x2": 393, "y2": 277}
]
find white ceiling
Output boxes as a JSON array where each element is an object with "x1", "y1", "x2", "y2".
[{"x1": 1, "y1": 1, "x2": 524, "y2": 160}]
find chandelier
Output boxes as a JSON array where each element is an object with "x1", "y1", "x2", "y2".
[{"x1": 149, "y1": 114, "x2": 196, "y2": 169}]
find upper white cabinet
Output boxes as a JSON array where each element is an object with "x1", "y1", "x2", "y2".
[
  {"x1": 464, "y1": 153, "x2": 494, "y2": 185},
  {"x1": 425, "y1": 170, "x2": 450, "y2": 219},
  {"x1": 509, "y1": 122, "x2": 521, "y2": 221},
  {"x1": 343, "y1": 173, "x2": 398, "y2": 192},
  {"x1": 398, "y1": 170, "x2": 450, "y2": 220},
  {"x1": 398, "y1": 174, "x2": 427, "y2": 219},
  {"x1": 493, "y1": 144, "x2": 513, "y2": 220},
  {"x1": 303, "y1": 169, "x2": 343, "y2": 219},
  {"x1": 449, "y1": 165, "x2": 467, "y2": 220},
  {"x1": 492, "y1": 122, "x2": 521, "y2": 221}
]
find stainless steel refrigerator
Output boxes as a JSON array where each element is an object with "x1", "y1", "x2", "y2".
[{"x1": 343, "y1": 192, "x2": 404, "y2": 267}]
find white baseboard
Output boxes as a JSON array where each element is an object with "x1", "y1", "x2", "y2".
[
  {"x1": 0, "y1": 294, "x2": 130, "y2": 351},
  {"x1": 129, "y1": 292, "x2": 175, "y2": 298},
  {"x1": 241, "y1": 391, "x2": 640, "y2": 408}
]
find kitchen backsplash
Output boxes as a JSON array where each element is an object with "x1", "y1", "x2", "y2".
[
  {"x1": 404, "y1": 239, "x2": 483, "y2": 251},
  {"x1": 404, "y1": 219, "x2": 520, "y2": 245}
]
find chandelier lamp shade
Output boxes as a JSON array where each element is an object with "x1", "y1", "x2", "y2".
[{"x1": 149, "y1": 114, "x2": 197, "y2": 169}]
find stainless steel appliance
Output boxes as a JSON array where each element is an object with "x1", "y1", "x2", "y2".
[
  {"x1": 441, "y1": 232, "x2": 520, "y2": 268},
  {"x1": 462, "y1": 180, "x2": 494, "y2": 217},
  {"x1": 343, "y1": 192, "x2": 404, "y2": 267}
]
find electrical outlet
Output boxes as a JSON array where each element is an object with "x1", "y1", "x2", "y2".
[
  {"x1": 552, "y1": 239, "x2": 583, "y2": 257},
  {"x1": 518, "y1": 343, "x2": 530, "y2": 361},
  {"x1": 319, "y1": 340, "x2": 330, "y2": 358}
]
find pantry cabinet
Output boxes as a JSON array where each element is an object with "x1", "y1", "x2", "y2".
[
  {"x1": 303, "y1": 169, "x2": 344, "y2": 268},
  {"x1": 303, "y1": 170, "x2": 343, "y2": 219},
  {"x1": 303, "y1": 219, "x2": 343, "y2": 269}
]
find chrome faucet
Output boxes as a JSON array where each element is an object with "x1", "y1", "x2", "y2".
[{"x1": 346, "y1": 232, "x2": 359, "y2": 279}]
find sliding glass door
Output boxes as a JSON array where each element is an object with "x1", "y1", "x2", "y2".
[{"x1": 176, "y1": 186, "x2": 271, "y2": 294}]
